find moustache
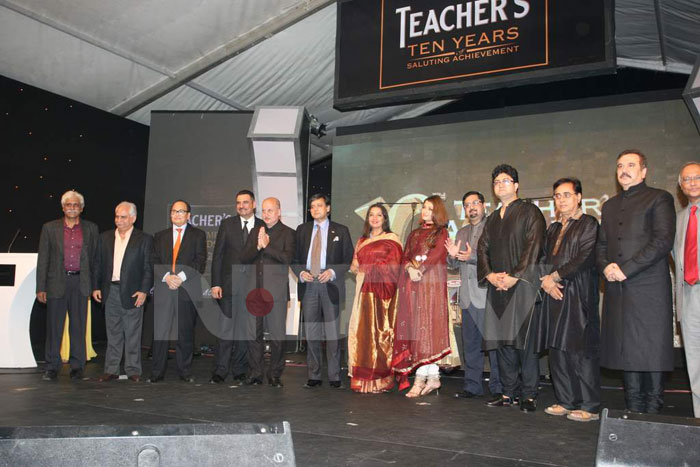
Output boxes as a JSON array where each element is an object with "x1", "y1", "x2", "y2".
[{"x1": 620, "y1": 173, "x2": 631, "y2": 178}]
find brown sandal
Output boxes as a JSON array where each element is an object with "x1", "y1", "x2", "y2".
[
  {"x1": 567, "y1": 410, "x2": 600, "y2": 422},
  {"x1": 544, "y1": 404, "x2": 571, "y2": 416}
]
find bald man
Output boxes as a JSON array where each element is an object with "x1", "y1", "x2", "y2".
[{"x1": 240, "y1": 198, "x2": 295, "y2": 387}]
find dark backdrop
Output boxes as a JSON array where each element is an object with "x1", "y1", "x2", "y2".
[{"x1": 0, "y1": 74, "x2": 150, "y2": 354}]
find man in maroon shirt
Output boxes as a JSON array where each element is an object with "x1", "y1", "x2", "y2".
[{"x1": 36, "y1": 190, "x2": 98, "y2": 381}]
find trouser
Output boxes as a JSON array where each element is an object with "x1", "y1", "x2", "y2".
[
  {"x1": 303, "y1": 281, "x2": 341, "y2": 382},
  {"x1": 104, "y1": 284, "x2": 143, "y2": 376},
  {"x1": 415, "y1": 363, "x2": 439, "y2": 377},
  {"x1": 623, "y1": 371, "x2": 665, "y2": 414},
  {"x1": 247, "y1": 305, "x2": 286, "y2": 380},
  {"x1": 680, "y1": 283, "x2": 700, "y2": 418},
  {"x1": 462, "y1": 305, "x2": 502, "y2": 395},
  {"x1": 212, "y1": 294, "x2": 249, "y2": 378},
  {"x1": 497, "y1": 324, "x2": 539, "y2": 400},
  {"x1": 45, "y1": 274, "x2": 87, "y2": 372},
  {"x1": 549, "y1": 347, "x2": 600, "y2": 413},
  {"x1": 151, "y1": 293, "x2": 197, "y2": 378}
]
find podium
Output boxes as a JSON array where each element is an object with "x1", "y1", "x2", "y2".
[{"x1": 0, "y1": 253, "x2": 38, "y2": 369}]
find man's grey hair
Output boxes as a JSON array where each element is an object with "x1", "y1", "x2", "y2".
[
  {"x1": 61, "y1": 190, "x2": 85, "y2": 208},
  {"x1": 116, "y1": 201, "x2": 137, "y2": 217},
  {"x1": 679, "y1": 162, "x2": 700, "y2": 184}
]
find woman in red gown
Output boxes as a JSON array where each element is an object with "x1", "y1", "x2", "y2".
[
  {"x1": 392, "y1": 196, "x2": 450, "y2": 397},
  {"x1": 348, "y1": 204, "x2": 403, "y2": 393}
]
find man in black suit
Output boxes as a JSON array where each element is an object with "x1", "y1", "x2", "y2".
[
  {"x1": 209, "y1": 190, "x2": 264, "y2": 384},
  {"x1": 92, "y1": 202, "x2": 153, "y2": 382},
  {"x1": 240, "y1": 197, "x2": 295, "y2": 387},
  {"x1": 150, "y1": 200, "x2": 207, "y2": 383},
  {"x1": 294, "y1": 194, "x2": 353, "y2": 388},
  {"x1": 36, "y1": 190, "x2": 98, "y2": 381}
]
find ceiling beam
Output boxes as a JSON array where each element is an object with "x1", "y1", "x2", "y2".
[
  {"x1": 0, "y1": 0, "x2": 174, "y2": 77},
  {"x1": 111, "y1": 0, "x2": 335, "y2": 117}
]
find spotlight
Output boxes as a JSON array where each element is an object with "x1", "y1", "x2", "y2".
[{"x1": 308, "y1": 115, "x2": 327, "y2": 138}]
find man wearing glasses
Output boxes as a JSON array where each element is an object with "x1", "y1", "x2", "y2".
[
  {"x1": 674, "y1": 162, "x2": 700, "y2": 417},
  {"x1": 150, "y1": 200, "x2": 207, "y2": 383},
  {"x1": 538, "y1": 178, "x2": 601, "y2": 422},
  {"x1": 37, "y1": 190, "x2": 98, "y2": 381},
  {"x1": 477, "y1": 164, "x2": 546, "y2": 412},
  {"x1": 446, "y1": 191, "x2": 502, "y2": 400},
  {"x1": 596, "y1": 150, "x2": 675, "y2": 414}
]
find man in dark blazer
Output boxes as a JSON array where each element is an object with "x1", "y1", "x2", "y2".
[
  {"x1": 596, "y1": 149, "x2": 676, "y2": 414},
  {"x1": 293, "y1": 194, "x2": 353, "y2": 388},
  {"x1": 240, "y1": 197, "x2": 295, "y2": 387},
  {"x1": 150, "y1": 200, "x2": 207, "y2": 383},
  {"x1": 92, "y1": 202, "x2": 153, "y2": 382},
  {"x1": 36, "y1": 190, "x2": 98, "y2": 381},
  {"x1": 209, "y1": 189, "x2": 264, "y2": 384}
]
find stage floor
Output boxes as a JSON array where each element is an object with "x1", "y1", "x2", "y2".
[{"x1": 1, "y1": 346, "x2": 694, "y2": 466}]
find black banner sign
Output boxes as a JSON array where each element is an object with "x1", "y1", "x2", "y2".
[{"x1": 334, "y1": 0, "x2": 615, "y2": 111}]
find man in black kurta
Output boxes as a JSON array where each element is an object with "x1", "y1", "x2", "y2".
[
  {"x1": 596, "y1": 150, "x2": 676, "y2": 414},
  {"x1": 537, "y1": 178, "x2": 600, "y2": 422},
  {"x1": 478, "y1": 164, "x2": 546, "y2": 412}
]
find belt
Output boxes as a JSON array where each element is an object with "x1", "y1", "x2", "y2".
[
  {"x1": 65, "y1": 270, "x2": 80, "y2": 275},
  {"x1": 111, "y1": 281, "x2": 120, "y2": 285}
]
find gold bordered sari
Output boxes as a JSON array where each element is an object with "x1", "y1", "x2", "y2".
[{"x1": 348, "y1": 232, "x2": 403, "y2": 393}]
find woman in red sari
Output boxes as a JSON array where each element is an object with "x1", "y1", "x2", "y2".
[
  {"x1": 392, "y1": 195, "x2": 450, "y2": 397},
  {"x1": 348, "y1": 204, "x2": 403, "y2": 393}
]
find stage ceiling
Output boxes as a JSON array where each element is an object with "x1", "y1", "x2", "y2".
[{"x1": 1, "y1": 0, "x2": 699, "y2": 161}]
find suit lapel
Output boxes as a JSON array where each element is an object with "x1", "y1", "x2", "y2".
[
  {"x1": 326, "y1": 222, "x2": 335, "y2": 259},
  {"x1": 106, "y1": 230, "x2": 116, "y2": 276},
  {"x1": 55, "y1": 220, "x2": 64, "y2": 259},
  {"x1": 121, "y1": 229, "x2": 139, "y2": 275}
]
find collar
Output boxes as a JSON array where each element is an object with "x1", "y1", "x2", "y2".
[
  {"x1": 115, "y1": 227, "x2": 134, "y2": 238},
  {"x1": 555, "y1": 207, "x2": 583, "y2": 224},
  {"x1": 622, "y1": 180, "x2": 646, "y2": 197},
  {"x1": 172, "y1": 223, "x2": 188, "y2": 232},
  {"x1": 314, "y1": 218, "x2": 329, "y2": 229}
]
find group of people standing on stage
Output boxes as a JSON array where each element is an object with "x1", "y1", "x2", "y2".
[
  {"x1": 346, "y1": 150, "x2": 700, "y2": 423},
  {"x1": 35, "y1": 150, "x2": 700, "y2": 422}
]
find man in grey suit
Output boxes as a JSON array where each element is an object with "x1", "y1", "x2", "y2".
[
  {"x1": 92, "y1": 202, "x2": 153, "y2": 382},
  {"x1": 674, "y1": 161, "x2": 700, "y2": 418},
  {"x1": 447, "y1": 191, "x2": 502, "y2": 399},
  {"x1": 36, "y1": 190, "x2": 98, "y2": 381}
]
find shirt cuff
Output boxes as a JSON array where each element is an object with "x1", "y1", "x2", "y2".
[{"x1": 329, "y1": 269, "x2": 336, "y2": 281}]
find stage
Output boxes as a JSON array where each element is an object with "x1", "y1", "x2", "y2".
[{"x1": 1, "y1": 345, "x2": 694, "y2": 466}]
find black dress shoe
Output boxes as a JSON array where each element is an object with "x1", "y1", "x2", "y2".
[
  {"x1": 486, "y1": 395, "x2": 513, "y2": 407},
  {"x1": 269, "y1": 377, "x2": 284, "y2": 387},
  {"x1": 209, "y1": 374, "x2": 225, "y2": 384},
  {"x1": 42, "y1": 370, "x2": 57, "y2": 381},
  {"x1": 303, "y1": 379, "x2": 322, "y2": 388},
  {"x1": 180, "y1": 375, "x2": 195, "y2": 383},
  {"x1": 232, "y1": 373, "x2": 247, "y2": 382},
  {"x1": 98, "y1": 373, "x2": 119, "y2": 382},
  {"x1": 329, "y1": 380, "x2": 344, "y2": 389},
  {"x1": 69, "y1": 369, "x2": 84, "y2": 380},
  {"x1": 244, "y1": 377, "x2": 263, "y2": 385},
  {"x1": 520, "y1": 398, "x2": 537, "y2": 412},
  {"x1": 147, "y1": 376, "x2": 164, "y2": 383},
  {"x1": 454, "y1": 390, "x2": 480, "y2": 399}
]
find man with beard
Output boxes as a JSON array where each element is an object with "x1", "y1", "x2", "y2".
[
  {"x1": 447, "y1": 191, "x2": 502, "y2": 400},
  {"x1": 210, "y1": 190, "x2": 264, "y2": 384},
  {"x1": 477, "y1": 164, "x2": 546, "y2": 412},
  {"x1": 37, "y1": 190, "x2": 98, "y2": 381},
  {"x1": 597, "y1": 149, "x2": 675, "y2": 414}
]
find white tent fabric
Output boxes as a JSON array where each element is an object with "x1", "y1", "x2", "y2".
[{"x1": 1, "y1": 0, "x2": 699, "y2": 161}]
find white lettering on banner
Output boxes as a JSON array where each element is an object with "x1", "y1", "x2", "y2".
[
  {"x1": 189, "y1": 213, "x2": 232, "y2": 228},
  {"x1": 396, "y1": 0, "x2": 530, "y2": 49}
]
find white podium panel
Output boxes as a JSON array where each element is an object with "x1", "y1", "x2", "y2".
[{"x1": 0, "y1": 253, "x2": 38, "y2": 368}]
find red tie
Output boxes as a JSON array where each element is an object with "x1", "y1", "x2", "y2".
[
  {"x1": 172, "y1": 228, "x2": 182, "y2": 273},
  {"x1": 685, "y1": 206, "x2": 698, "y2": 285}
]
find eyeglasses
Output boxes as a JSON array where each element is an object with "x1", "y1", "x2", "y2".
[
  {"x1": 170, "y1": 209, "x2": 189, "y2": 215},
  {"x1": 492, "y1": 179, "x2": 514, "y2": 186},
  {"x1": 464, "y1": 200, "x2": 483, "y2": 207},
  {"x1": 63, "y1": 203, "x2": 81, "y2": 208},
  {"x1": 681, "y1": 175, "x2": 700, "y2": 185},
  {"x1": 553, "y1": 192, "x2": 576, "y2": 200}
]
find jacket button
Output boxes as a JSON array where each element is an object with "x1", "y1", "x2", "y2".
[
  {"x1": 617, "y1": 237, "x2": 622, "y2": 240},
  {"x1": 618, "y1": 253, "x2": 622, "y2": 257}
]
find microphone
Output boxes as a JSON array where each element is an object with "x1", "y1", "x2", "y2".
[{"x1": 8, "y1": 228, "x2": 21, "y2": 253}]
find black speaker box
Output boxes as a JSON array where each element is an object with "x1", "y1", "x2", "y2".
[
  {"x1": 0, "y1": 421, "x2": 295, "y2": 466},
  {"x1": 596, "y1": 408, "x2": 700, "y2": 466}
]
